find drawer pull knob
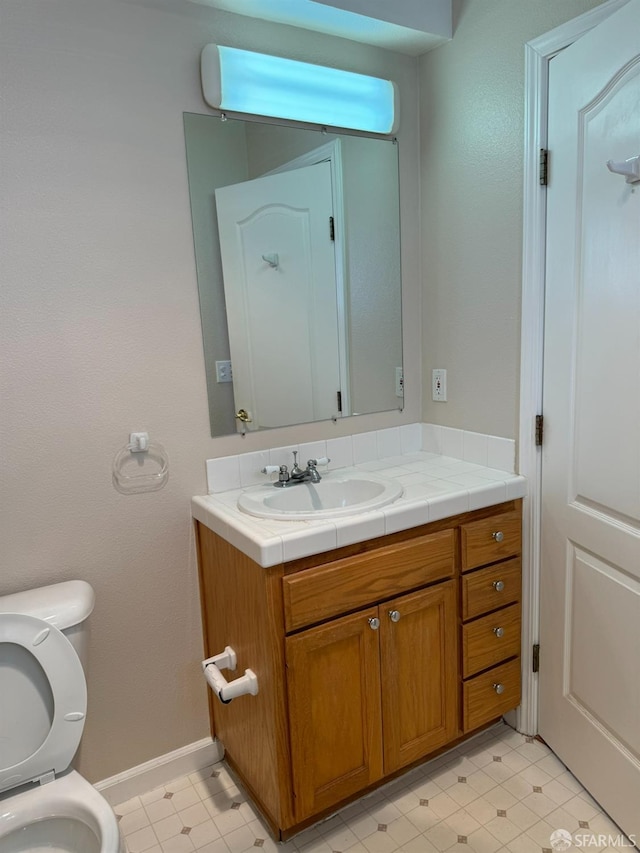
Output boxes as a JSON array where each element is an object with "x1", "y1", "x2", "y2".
[
  {"x1": 493, "y1": 627, "x2": 505, "y2": 638},
  {"x1": 388, "y1": 609, "x2": 401, "y2": 623},
  {"x1": 368, "y1": 617, "x2": 380, "y2": 630},
  {"x1": 492, "y1": 531, "x2": 504, "y2": 542},
  {"x1": 493, "y1": 580, "x2": 505, "y2": 592},
  {"x1": 493, "y1": 682, "x2": 505, "y2": 695}
]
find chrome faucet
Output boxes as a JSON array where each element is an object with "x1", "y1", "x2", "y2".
[
  {"x1": 290, "y1": 454, "x2": 322, "y2": 484},
  {"x1": 263, "y1": 452, "x2": 330, "y2": 488}
]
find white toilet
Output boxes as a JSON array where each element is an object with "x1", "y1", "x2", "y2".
[{"x1": 0, "y1": 580, "x2": 125, "y2": 853}]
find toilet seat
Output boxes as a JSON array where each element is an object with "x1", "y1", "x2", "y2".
[{"x1": 0, "y1": 613, "x2": 87, "y2": 793}]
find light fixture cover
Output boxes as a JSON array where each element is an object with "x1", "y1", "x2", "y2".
[{"x1": 201, "y1": 44, "x2": 398, "y2": 135}]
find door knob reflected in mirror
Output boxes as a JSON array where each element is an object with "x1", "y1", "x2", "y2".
[{"x1": 235, "y1": 409, "x2": 252, "y2": 423}]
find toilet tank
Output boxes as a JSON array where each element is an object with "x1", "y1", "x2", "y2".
[{"x1": 0, "y1": 580, "x2": 95, "y2": 668}]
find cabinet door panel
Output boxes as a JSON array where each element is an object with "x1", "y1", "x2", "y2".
[
  {"x1": 286, "y1": 608, "x2": 383, "y2": 820},
  {"x1": 380, "y1": 581, "x2": 458, "y2": 773}
]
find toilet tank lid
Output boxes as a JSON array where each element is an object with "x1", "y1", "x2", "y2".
[{"x1": 0, "y1": 580, "x2": 95, "y2": 630}]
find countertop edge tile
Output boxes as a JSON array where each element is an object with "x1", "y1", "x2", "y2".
[
  {"x1": 334, "y1": 510, "x2": 386, "y2": 548},
  {"x1": 281, "y1": 523, "x2": 338, "y2": 562},
  {"x1": 506, "y1": 476, "x2": 528, "y2": 501},
  {"x1": 383, "y1": 499, "x2": 430, "y2": 534},
  {"x1": 191, "y1": 496, "x2": 230, "y2": 541},
  {"x1": 426, "y1": 492, "x2": 470, "y2": 522},
  {"x1": 467, "y1": 482, "x2": 508, "y2": 511}
]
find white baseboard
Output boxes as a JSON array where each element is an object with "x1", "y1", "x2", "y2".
[{"x1": 95, "y1": 737, "x2": 223, "y2": 806}]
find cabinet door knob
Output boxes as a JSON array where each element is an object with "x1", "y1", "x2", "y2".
[
  {"x1": 493, "y1": 682, "x2": 505, "y2": 695},
  {"x1": 493, "y1": 627, "x2": 505, "y2": 638},
  {"x1": 368, "y1": 617, "x2": 380, "y2": 630},
  {"x1": 388, "y1": 609, "x2": 401, "y2": 623},
  {"x1": 493, "y1": 580, "x2": 505, "y2": 592},
  {"x1": 492, "y1": 531, "x2": 504, "y2": 542}
]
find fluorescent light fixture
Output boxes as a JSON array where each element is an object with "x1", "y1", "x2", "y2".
[{"x1": 201, "y1": 44, "x2": 398, "y2": 134}]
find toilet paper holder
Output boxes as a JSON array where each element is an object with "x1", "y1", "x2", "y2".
[{"x1": 202, "y1": 646, "x2": 258, "y2": 704}]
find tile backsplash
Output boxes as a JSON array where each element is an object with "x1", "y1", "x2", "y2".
[
  {"x1": 423, "y1": 424, "x2": 516, "y2": 472},
  {"x1": 205, "y1": 424, "x2": 515, "y2": 495}
]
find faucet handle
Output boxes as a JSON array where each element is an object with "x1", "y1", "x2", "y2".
[
  {"x1": 311, "y1": 457, "x2": 331, "y2": 467},
  {"x1": 278, "y1": 465, "x2": 290, "y2": 484},
  {"x1": 291, "y1": 451, "x2": 303, "y2": 475}
]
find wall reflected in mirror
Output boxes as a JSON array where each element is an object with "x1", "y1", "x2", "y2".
[{"x1": 184, "y1": 113, "x2": 403, "y2": 437}]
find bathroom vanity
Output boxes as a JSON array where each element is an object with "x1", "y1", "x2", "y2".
[{"x1": 194, "y1": 478, "x2": 522, "y2": 839}]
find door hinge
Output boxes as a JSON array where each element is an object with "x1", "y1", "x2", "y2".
[
  {"x1": 535, "y1": 414, "x2": 544, "y2": 447},
  {"x1": 532, "y1": 643, "x2": 540, "y2": 673},
  {"x1": 329, "y1": 215, "x2": 335, "y2": 241},
  {"x1": 539, "y1": 148, "x2": 549, "y2": 186},
  {"x1": 336, "y1": 390, "x2": 342, "y2": 413}
]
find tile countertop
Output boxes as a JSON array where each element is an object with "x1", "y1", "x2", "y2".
[{"x1": 191, "y1": 451, "x2": 527, "y2": 568}]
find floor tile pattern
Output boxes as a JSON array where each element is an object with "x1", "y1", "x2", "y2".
[{"x1": 114, "y1": 723, "x2": 633, "y2": 853}]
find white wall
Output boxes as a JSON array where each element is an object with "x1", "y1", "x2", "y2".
[
  {"x1": 419, "y1": 0, "x2": 604, "y2": 440},
  {"x1": 0, "y1": 0, "x2": 420, "y2": 781}
]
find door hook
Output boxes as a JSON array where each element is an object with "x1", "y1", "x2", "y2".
[
  {"x1": 261, "y1": 253, "x2": 279, "y2": 269},
  {"x1": 606, "y1": 156, "x2": 640, "y2": 184}
]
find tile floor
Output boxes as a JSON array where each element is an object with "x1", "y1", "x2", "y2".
[{"x1": 114, "y1": 723, "x2": 634, "y2": 853}]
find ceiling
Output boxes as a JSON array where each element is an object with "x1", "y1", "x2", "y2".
[{"x1": 187, "y1": 0, "x2": 452, "y2": 56}]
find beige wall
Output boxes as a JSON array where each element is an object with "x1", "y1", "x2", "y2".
[
  {"x1": 420, "y1": 0, "x2": 603, "y2": 439},
  {"x1": 0, "y1": 0, "x2": 420, "y2": 781},
  {"x1": 184, "y1": 113, "x2": 247, "y2": 437}
]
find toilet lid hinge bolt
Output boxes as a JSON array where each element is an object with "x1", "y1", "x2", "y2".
[{"x1": 38, "y1": 770, "x2": 56, "y2": 785}]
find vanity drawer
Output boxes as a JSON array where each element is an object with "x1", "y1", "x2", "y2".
[
  {"x1": 461, "y1": 510, "x2": 521, "y2": 572},
  {"x1": 463, "y1": 657, "x2": 521, "y2": 732},
  {"x1": 283, "y1": 529, "x2": 455, "y2": 632},
  {"x1": 462, "y1": 603, "x2": 521, "y2": 678},
  {"x1": 461, "y1": 559, "x2": 521, "y2": 621}
]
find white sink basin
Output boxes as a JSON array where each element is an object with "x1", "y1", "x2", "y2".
[{"x1": 237, "y1": 472, "x2": 403, "y2": 520}]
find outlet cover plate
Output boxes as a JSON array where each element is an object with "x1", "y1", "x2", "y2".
[{"x1": 432, "y1": 368, "x2": 447, "y2": 402}]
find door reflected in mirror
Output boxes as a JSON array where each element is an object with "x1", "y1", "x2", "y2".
[{"x1": 184, "y1": 113, "x2": 403, "y2": 437}]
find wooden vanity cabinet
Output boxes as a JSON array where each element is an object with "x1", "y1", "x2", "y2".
[{"x1": 195, "y1": 499, "x2": 522, "y2": 839}]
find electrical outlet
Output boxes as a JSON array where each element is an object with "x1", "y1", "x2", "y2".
[
  {"x1": 432, "y1": 368, "x2": 447, "y2": 402},
  {"x1": 215, "y1": 360, "x2": 233, "y2": 383},
  {"x1": 395, "y1": 367, "x2": 404, "y2": 397}
]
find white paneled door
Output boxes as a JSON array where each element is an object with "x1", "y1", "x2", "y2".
[
  {"x1": 216, "y1": 161, "x2": 341, "y2": 431},
  {"x1": 539, "y1": 0, "x2": 640, "y2": 841}
]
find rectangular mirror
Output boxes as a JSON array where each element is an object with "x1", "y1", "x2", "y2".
[{"x1": 184, "y1": 113, "x2": 403, "y2": 437}]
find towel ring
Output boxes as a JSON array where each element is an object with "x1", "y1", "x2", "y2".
[{"x1": 112, "y1": 434, "x2": 169, "y2": 494}]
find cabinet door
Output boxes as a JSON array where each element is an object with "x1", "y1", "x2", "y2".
[
  {"x1": 380, "y1": 580, "x2": 458, "y2": 773},
  {"x1": 286, "y1": 607, "x2": 383, "y2": 821}
]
